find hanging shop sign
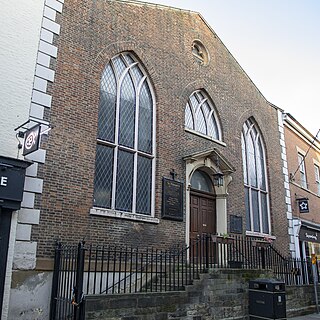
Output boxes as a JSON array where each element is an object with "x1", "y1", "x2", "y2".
[
  {"x1": 162, "y1": 177, "x2": 183, "y2": 221},
  {"x1": 23, "y1": 124, "x2": 41, "y2": 156},
  {"x1": 0, "y1": 156, "x2": 31, "y2": 210},
  {"x1": 298, "y1": 198, "x2": 309, "y2": 213},
  {"x1": 299, "y1": 226, "x2": 320, "y2": 244}
]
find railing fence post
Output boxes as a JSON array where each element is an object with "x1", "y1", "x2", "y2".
[
  {"x1": 260, "y1": 247, "x2": 266, "y2": 269},
  {"x1": 73, "y1": 241, "x2": 85, "y2": 320},
  {"x1": 50, "y1": 241, "x2": 62, "y2": 320},
  {"x1": 205, "y1": 234, "x2": 209, "y2": 270}
]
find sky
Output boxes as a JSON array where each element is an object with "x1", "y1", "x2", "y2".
[{"x1": 139, "y1": 0, "x2": 320, "y2": 136}]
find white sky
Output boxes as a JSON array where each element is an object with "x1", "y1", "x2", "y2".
[{"x1": 139, "y1": 0, "x2": 320, "y2": 136}]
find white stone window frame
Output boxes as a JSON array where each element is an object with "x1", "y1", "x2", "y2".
[
  {"x1": 90, "y1": 53, "x2": 158, "y2": 224},
  {"x1": 185, "y1": 90, "x2": 223, "y2": 145},
  {"x1": 242, "y1": 119, "x2": 271, "y2": 236},
  {"x1": 296, "y1": 147, "x2": 308, "y2": 189},
  {"x1": 192, "y1": 39, "x2": 210, "y2": 66},
  {"x1": 313, "y1": 159, "x2": 320, "y2": 196}
]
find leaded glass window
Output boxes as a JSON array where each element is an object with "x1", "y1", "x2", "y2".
[
  {"x1": 242, "y1": 119, "x2": 270, "y2": 234},
  {"x1": 93, "y1": 52, "x2": 155, "y2": 215},
  {"x1": 185, "y1": 90, "x2": 221, "y2": 141}
]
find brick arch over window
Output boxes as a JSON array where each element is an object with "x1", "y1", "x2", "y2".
[
  {"x1": 185, "y1": 90, "x2": 221, "y2": 141},
  {"x1": 241, "y1": 118, "x2": 271, "y2": 235},
  {"x1": 93, "y1": 52, "x2": 156, "y2": 216}
]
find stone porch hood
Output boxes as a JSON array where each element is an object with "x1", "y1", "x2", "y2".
[{"x1": 183, "y1": 148, "x2": 235, "y2": 175}]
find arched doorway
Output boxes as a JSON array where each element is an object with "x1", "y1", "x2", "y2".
[
  {"x1": 189, "y1": 170, "x2": 216, "y2": 241},
  {"x1": 184, "y1": 149, "x2": 235, "y2": 246}
]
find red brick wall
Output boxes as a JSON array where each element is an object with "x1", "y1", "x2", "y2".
[
  {"x1": 284, "y1": 124, "x2": 320, "y2": 222},
  {"x1": 31, "y1": 0, "x2": 288, "y2": 258}
]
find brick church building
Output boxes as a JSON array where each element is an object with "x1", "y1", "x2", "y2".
[{"x1": 6, "y1": 1, "x2": 291, "y2": 318}]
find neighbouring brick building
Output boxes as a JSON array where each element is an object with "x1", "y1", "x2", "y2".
[
  {"x1": 6, "y1": 0, "x2": 292, "y2": 318},
  {"x1": 282, "y1": 113, "x2": 320, "y2": 260}
]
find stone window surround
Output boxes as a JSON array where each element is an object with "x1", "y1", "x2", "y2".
[
  {"x1": 296, "y1": 147, "x2": 308, "y2": 189},
  {"x1": 313, "y1": 159, "x2": 320, "y2": 196},
  {"x1": 192, "y1": 39, "x2": 210, "y2": 66}
]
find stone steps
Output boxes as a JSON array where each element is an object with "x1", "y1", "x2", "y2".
[{"x1": 85, "y1": 268, "x2": 274, "y2": 320}]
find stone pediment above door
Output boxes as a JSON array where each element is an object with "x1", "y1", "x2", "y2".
[
  {"x1": 184, "y1": 148, "x2": 235, "y2": 173},
  {"x1": 183, "y1": 148, "x2": 235, "y2": 194}
]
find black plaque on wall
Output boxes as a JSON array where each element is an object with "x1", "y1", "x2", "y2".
[
  {"x1": 162, "y1": 177, "x2": 183, "y2": 221},
  {"x1": 230, "y1": 215, "x2": 243, "y2": 234}
]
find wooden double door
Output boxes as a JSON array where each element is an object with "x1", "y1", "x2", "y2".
[{"x1": 190, "y1": 190, "x2": 216, "y2": 241}]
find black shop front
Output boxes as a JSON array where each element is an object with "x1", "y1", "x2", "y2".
[{"x1": 0, "y1": 156, "x2": 30, "y2": 316}]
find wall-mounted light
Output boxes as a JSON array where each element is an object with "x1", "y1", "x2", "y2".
[{"x1": 213, "y1": 172, "x2": 224, "y2": 187}]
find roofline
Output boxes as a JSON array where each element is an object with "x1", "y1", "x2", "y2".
[
  {"x1": 120, "y1": 0, "x2": 275, "y2": 112},
  {"x1": 196, "y1": 13, "x2": 271, "y2": 107},
  {"x1": 115, "y1": 0, "x2": 195, "y2": 13},
  {"x1": 284, "y1": 113, "x2": 320, "y2": 148},
  {"x1": 267, "y1": 101, "x2": 284, "y2": 112}
]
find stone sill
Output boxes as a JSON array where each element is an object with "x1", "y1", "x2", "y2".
[
  {"x1": 90, "y1": 207, "x2": 159, "y2": 224},
  {"x1": 185, "y1": 128, "x2": 226, "y2": 147}
]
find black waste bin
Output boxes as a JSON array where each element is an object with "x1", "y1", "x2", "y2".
[{"x1": 249, "y1": 279, "x2": 286, "y2": 320}]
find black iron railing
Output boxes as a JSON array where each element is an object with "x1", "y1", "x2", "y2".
[
  {"x1": 50, "y1": 242, "x2": 85, "y2": 320},
  {"x1": 84, "y1": 243, "x2": 192, "y2": 295},
  {"x1": 50, "y1": 235, "x2": 319, "y2": 320}
]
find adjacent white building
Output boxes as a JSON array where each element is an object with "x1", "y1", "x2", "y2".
[{"x1": 0, "y1": 1, "x2": 64, "y2": 319}]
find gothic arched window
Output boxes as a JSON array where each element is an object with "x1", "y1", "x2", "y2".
[
  {"x1": 185, "y1": 90, "x2": 221, "y2": 141},
  {"x1": 93, "y1": 52, "x2": 155, "y2": 215},
  {"x1": 242, "y1": 119, "x2": 270, "y2": 234}
]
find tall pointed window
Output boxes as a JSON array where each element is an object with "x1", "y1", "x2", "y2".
[
  {"x1": 185, "y1": 90, "x2": 221, "y2": 141},
  {"x1": 242, "y1": 119, "x2": 270, "y2": 234},
  {"x1": 93, "y1": 53, "x2": 155, "y2": 215}
]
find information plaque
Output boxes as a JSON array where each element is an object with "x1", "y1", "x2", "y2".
[
  {"x1": 230, "y1": 215, "x2": 243, "y2": 234},
  {"x1": 162, "y1": 177, "x2": 183, "y2": 221}
]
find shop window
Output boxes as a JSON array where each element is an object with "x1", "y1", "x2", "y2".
[
  {"x1": 242, "y1": 118, "x2": 270, "y2": 235},
  {"x1": 93, "y1": 52, "x2": 155, "y2": 215}
]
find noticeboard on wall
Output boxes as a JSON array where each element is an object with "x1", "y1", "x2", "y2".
[
  {"x1": 230, "y1": 215, "x2": 243, "y2": 234},
  {"x1": 162, "y1": 177, "x2": 183, "y2": 221}
]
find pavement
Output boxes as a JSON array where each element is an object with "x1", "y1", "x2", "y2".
[{"x1": 289, "y1": 313, "x2": 320, "y2": 319}]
